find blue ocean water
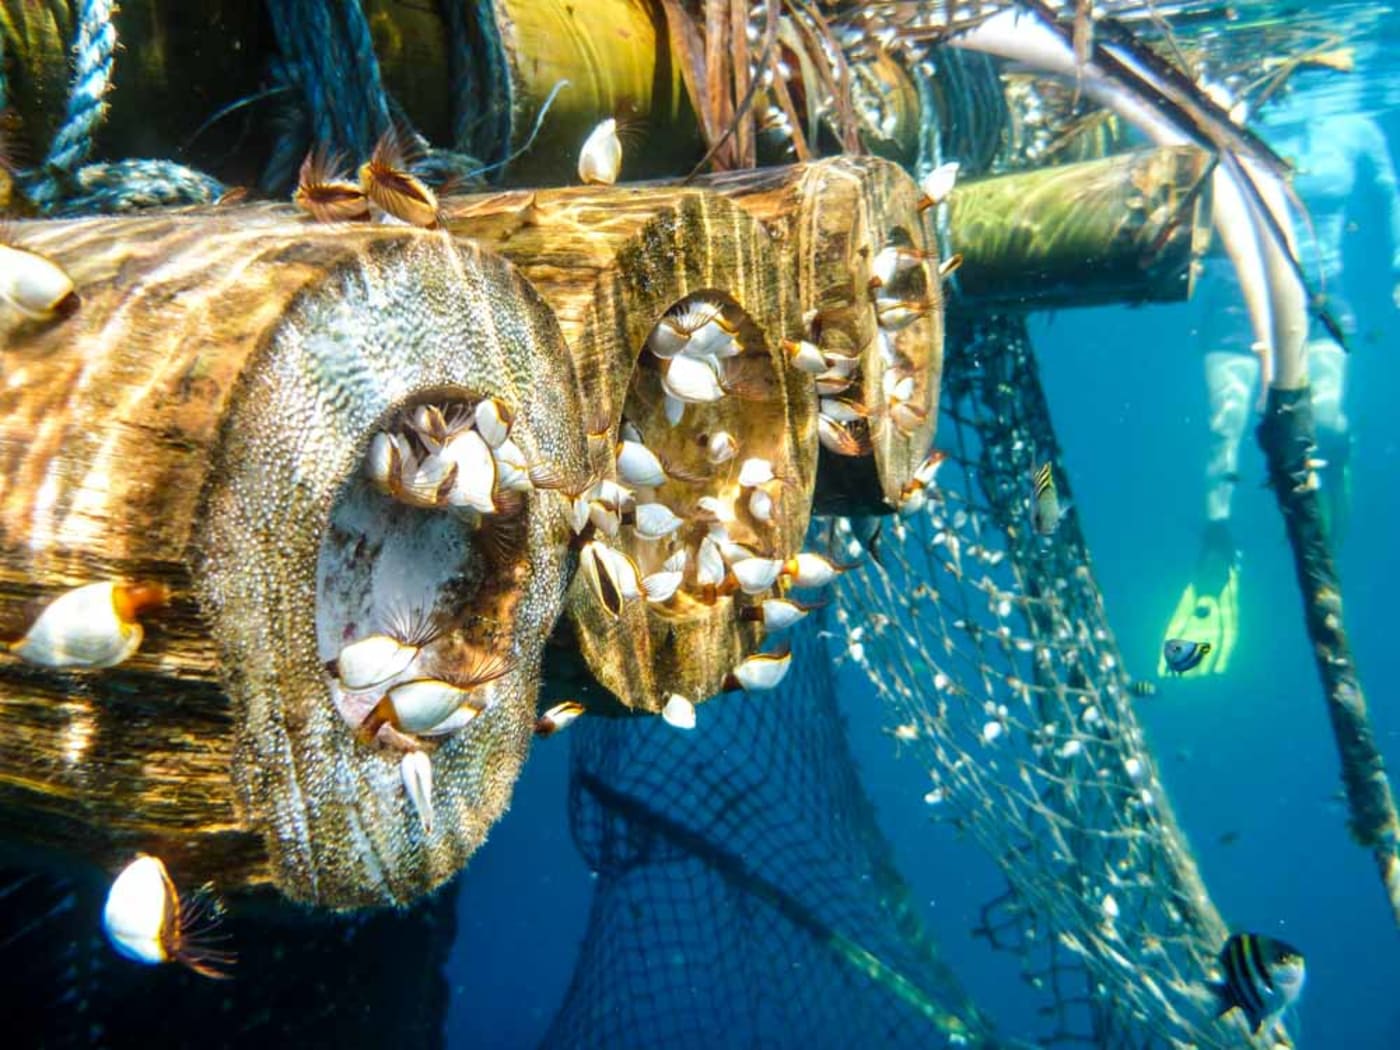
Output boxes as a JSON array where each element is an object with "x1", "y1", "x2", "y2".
[{"x1": 444, "y1": 14, "x2": 1400, "y2": 1050}]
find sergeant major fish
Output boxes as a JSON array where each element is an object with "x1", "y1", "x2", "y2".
[
  {"x1": 1031, "y1": 462, "x2": 1069, "y2": 537},
  {"x1": 1211, "y1": 932, "x2": 1305, "y2": 1035}
]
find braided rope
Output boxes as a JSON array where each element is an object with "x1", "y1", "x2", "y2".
[
  {"x1": 12, "y1": 0, "x2": 226, "y2": 215},
  {"x1": 27, "y1": 0, "x2": 117, "y2": 208},
  {"x1": 265, "y1": 0, "x2": 391, "y2": 166},
  {"x1": 44, "y1": 158, "x2": 226, "y2": 216}
]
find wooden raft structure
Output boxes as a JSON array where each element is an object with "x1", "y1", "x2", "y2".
[
  {"x1": 0, "y1": 158, "x2": 946, "y2": 909},
  {"x1": 0, "y1": 150, "x2": 1205, "y2": 910}
]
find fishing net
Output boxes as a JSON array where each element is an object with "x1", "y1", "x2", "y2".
[
  {"x1": 831, "y1": 313, "x2": 1271, "y2": 1048},
  {"x1": 539, "y1": 624, "x2": 998, "y2": 1049},
  {"x1": 542, "y1": 315, "x2": 1283, "y2": 1050}
]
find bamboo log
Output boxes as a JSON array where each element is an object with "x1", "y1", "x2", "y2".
[
  {"x1": 946, "y1": 145, "x2": 1214, "y2": 310},
  {"x1": 1257, "y1": 387, "x2": 1400, "y2": 927},
  {"x1": 485, "y1": 0, "x2": 701, "y2": 183},
  {"x1": 704, "y1": 157, "x2": 944, "y2": 515},
  {"x1": 0, "y1": 206, "x2": 589, "y2": 908},
  {"x1": 442, "y1": 185, "x2": 817, "y2": 713},
  {"x1": 0, "y1": 0, "x2": 701, "y2": 191}
]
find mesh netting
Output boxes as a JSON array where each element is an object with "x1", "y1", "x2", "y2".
[
  {"x1": 544, "y1": 316, "x2": 1283, "y2": 1049},
  {"x1": 832, "y1": 314, "x2": 1272, "y2": 1048},
  {"x1": 541, "y1": 622, "x2": 998, "y2": 1049}
]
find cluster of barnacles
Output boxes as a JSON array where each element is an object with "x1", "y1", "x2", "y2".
[
  {"x1": 325, "y1": 393, "x2": 565, "y2": 833},
  {"x1": 566, "y1": 299, "x2": 864, "y2": 726}
]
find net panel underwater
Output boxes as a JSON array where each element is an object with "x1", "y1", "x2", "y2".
[{"x1": 1, "y1": 1, "x2": 1399, "y2": 1047}]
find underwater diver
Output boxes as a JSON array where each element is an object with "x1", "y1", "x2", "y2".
[{"x1": 1161, "y1": 79, "x2": 1400, "y2": 677}]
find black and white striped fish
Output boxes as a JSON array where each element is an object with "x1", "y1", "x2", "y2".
[
  {"x1": 1212, "y1": 932, "x2": 1306, "y2": 1035},
  {"x1": 1031, "y1": 461, "x2": 1069, "y2": 537}
]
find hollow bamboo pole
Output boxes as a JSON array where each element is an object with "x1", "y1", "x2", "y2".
[
  {"x1": 946, "y1": 145, "x2": 1214, "y2": 310},
  {"x1": 0, "y1": 206, "x2": 589, "y2": 908},
  {"x1": 485, "y1": 0, "x2": 701, "y2": 183},
  {"x1": 703, "y1": 156, "x2": 944, "y2": 516},
  {"x1": 0, "y1": 0, "x2": 701, "y2": 192},
  {"x1": 1257, "y1": 387, "x2": 1400, "y2": 927},
  {"x1": 442, "y1": 184, "x2": 818, "y2": 713}
]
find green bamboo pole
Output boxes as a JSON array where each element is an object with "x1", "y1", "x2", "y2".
[{"x1": 947, "y1": 145, "x2": 1213, "y2": 310}]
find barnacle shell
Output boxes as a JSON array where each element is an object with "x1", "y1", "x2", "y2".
[
  {"x1": 705, "y1": 157, "x2": 944, "y2": 515},
  {"x1": 0, "y1": 242, "x2": 78, "y2": 321},
  {"x1": 577, "y1": 118, "x2": 623, "y2": 186},
  {"x1": 103, "y1": 854, "x2": 173, "y2": 966},
  {"x1": 6, "y1": 580, "x2": 147, "y2": 669}
]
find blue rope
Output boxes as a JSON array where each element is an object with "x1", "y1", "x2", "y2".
[
  {"x1": 27, "y1": 0, "x2": 117, "y2": 208},
  {"x1": 265, "y1": 0, "x2": 392, "y2": 167},
  {"x1": 15, "y1": 0, "x2": 226, "y2": 215},
  {"x1": 263, "y1": 0, "x2": 505, "y2": 194},
  {"x1": 44, "y1": 158, "x2": 226, "y2": 215}
]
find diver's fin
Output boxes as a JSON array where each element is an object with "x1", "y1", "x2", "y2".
[
  {"x1": 1159, "y1": 573, "x2": 1237, "y2": 678},
  {"x1": 1212, "y1": 566, "x2": 1239, "y2": 675}
]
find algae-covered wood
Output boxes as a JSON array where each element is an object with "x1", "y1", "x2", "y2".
[
  {"x1": 444, "y1": 184, "x2": 818, "y2": 714},
  {"x1": 947, "y1": 146, "x2": 1214, "y2": 309},
  {"x1": 704, "y1": 157, "x2": 944, "y2": 515},
  {"x1": 0, "y1": 207, "x2": 589, "y2": 908}
]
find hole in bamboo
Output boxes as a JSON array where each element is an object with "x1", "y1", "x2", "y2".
[
  {"x1": 315, "y1": 388, "x2": 526, "y2": 749},
  {"x1": 571, "y1": 289, "x2": 809, "y2": 709}
]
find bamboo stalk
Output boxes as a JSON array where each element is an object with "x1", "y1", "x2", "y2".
[
  {"x1": 0, "y1": 0, "x2": 702, "y2": 192},
  {"x1": 443, "y1": 184, "x2": 818, "y2": 714},
  {"x1": 1257, "y1": 386, "x2": 1400, "y2": 927},
  {"x1": 704, "y1": 156, "x2": 945, "y2": 515},
  {"x1": 0, "y1": 206, "x2": 589, "y2": 908},
  {"x1": 947, "y1": 145, "x2": 1214, "y2": 310}
]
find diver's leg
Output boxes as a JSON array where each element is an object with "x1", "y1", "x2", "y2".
[
  {"x1": 1203, "y1": 350, "x2": 1260, "y2": 529},
  {"x1": 1159, "y1": 351, "x2": 1256, "y2": 676},
  {"x1": 1307, "y1": 340, "x2": 1351, "y2": 542}
]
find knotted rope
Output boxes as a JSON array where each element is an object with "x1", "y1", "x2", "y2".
[{"x1": 16, "y1": 0, "x2": 226, "y2": 215}]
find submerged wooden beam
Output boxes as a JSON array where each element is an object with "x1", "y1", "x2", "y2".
[
  {"x1": 443, "y1": 185, "x2": 818, "y2": 715},
  {"x1": 0, "y1": 207, "x2": 589, "y2": 908},
  {"x1": 1257, "y1": 387, "x2": 1400, "y2": 927},
  {"x1": 946, "y1": 145, "x2": 1213, "y2": 310},
  {"x1": 0, "y1": 161, "x2": 949, "y2": 908}
]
